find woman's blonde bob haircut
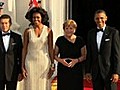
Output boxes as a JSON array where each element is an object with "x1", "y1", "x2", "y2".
[{"x1": 63, "y1": 19, "x2": 77, "y2": 30}]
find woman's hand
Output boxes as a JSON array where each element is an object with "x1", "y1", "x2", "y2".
[
  {"x1": 59, "y1": 58, "x2": 70, "y2": 67},
  {"x1": 59, "y1": 58, "x2": 78, "y2": 68},
  {"x1": 22, "y1": 67, "x2": 28, "y2": 78},
  {"x1": 68, "y1": 59, "x2": 78, "y2": 68},
  {"x1": 47, "y1": 67, "x2": 55, "y2": 79}
]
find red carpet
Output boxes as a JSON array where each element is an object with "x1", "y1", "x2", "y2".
[
  {"x1": 84, "y1": 87, "x2": 92, "y2": 90},
  {"x1": 83, "y1": 79, "x2": 93, "y2": 90},
  {"x1": 84, "y1": 79, "x2": 120, "y2": 90},
  {"x1": 51, "y1": 76, "x2": 120, "y2": 90},
  {"x1": 117, "y1": 80, "x2": 120, "y2": 90}
]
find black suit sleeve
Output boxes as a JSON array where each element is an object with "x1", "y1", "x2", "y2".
[
  {"x1": 112, "y1": 30, "x2": 120, "y2": 75},
  {"x1": 17, "y1": 35, "x2": 23, "y2": 73},
  {"x1": 85, "y1": 31, "x2": 92, "y2": 73}
]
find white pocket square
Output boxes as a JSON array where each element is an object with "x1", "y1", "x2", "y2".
[
  {"x1": 105, "y1": 39, "x2": 110, "y2": 41},
  {"x1": 12, "y1": 43, "x2": 16, "y2": 45}
]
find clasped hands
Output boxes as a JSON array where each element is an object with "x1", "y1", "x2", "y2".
[{"x1": 60, "y1": 58, "x2": 78, "y2": 68}]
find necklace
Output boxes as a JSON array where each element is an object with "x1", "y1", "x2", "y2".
[{"x1": 64, "y1": 35, "x2": 76, "y2": 43}]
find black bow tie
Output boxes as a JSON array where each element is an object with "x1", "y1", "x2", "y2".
[
  {"x1": 2, "y1": 33, "x2": 10, "y2": 36},
  {"x1": 97, "y1": 28, "x2": 103, "y2": 32}
]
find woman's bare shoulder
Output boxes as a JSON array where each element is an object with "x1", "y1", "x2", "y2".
[{"x1": 24, "y1": 28, "x2": 31, "y2": 34}]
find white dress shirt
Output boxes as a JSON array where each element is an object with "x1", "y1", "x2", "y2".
[
  {"x1": 96, "y1": 25, "x2": 106, "y2": 51},
  {"x1": 2, "y1": 31, "x2": 11, "y2": 52}
]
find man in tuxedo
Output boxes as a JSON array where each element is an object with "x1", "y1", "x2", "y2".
[
  {"x1": 0, "y1": 14, "x2": 23, "y2": 90},
  {"x1": 85, "y1": 9, "x2": 120, "y2": 90}
]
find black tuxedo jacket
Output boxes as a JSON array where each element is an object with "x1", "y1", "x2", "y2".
[
  {"x1": 86, "y1": 26, "x2": 120, "y2": 80},
  {"x1": 0, "y1": 30, "x2": 22, "y2": 81}
]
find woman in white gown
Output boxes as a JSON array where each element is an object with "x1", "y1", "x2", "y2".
[{"x1": 18, "y1": 7, "x2": 55, "y2": 90}]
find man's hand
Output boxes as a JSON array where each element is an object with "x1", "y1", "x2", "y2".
[
  {"x1": 18, "y1": 74, "x2": 24, "y2": 81},
  {"x1": 85, "y1": 73, "x2": 92, "y2": 83},
  {"x1": 111, "y1": 74, "x2": 119, "y2": 83}
]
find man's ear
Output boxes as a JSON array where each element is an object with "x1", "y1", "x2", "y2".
[{"x1": 105, "y1": 16, "x2": 108, "y2": 22}]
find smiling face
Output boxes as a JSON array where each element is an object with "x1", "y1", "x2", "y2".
[
  {"x1": 64, "y1": 25, "x2": 76, "y2": 37},
  {"x1": 0, "y1": 18, "x2": 11, "y2": 32},
  {"x1": 94, "y1": 12, "x2": 107, "y2": 29},
  {"x1": 63, "y1": 20, "x2": 77, "y2": 37},
  {"x1": 32, "y1": 12, "x2": 42, "y2": 26}
]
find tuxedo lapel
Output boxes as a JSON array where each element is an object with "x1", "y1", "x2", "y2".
[
  {"x1": 92, "y1": 29, "x2": 98, "y2": 52},
  {"x1": 0, "y1": 32, "x2": 6, "y2": 53},
  {"x1": 5, "y1": 31, "x2": 16, "y2": 81},
  {"x1": 100, "y1": 26, "x2": 110, "y2": 52}
]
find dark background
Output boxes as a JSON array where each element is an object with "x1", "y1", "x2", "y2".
[{"x1": 70, "y1": 0, "x2": 120, "y2": 42}]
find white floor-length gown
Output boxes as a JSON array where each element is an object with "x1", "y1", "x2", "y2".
[{"x1": 17, "y1": 25, "x2": 51, "y2": 90}]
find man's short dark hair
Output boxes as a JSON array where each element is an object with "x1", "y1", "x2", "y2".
[{"x1": 0, "y1": 14, "x2": 12, "y2": 25}]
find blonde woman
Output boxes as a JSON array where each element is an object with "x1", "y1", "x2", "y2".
[{"x1": 54, "y1": 19, "x2": 87, "y2": 90}]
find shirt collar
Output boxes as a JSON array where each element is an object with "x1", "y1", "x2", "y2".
[
  {"x1": 97, "y1": 24, "x2": 106, "y2": 31},
  {"x1": 2, "y1": 30, "x2": 11, "y2": 34}
]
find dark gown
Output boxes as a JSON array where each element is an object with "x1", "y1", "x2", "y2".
[{"x1": 55, "y1": 36, "x2": 85, "y2": 90}]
